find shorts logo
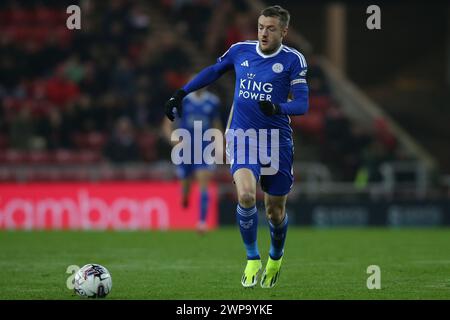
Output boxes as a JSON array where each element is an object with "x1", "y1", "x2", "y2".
[
  {"x1": 171, "y1": 121, "x2": 281, "y2": 175},
  {"x1": 272, "y1": 63, "x2": 283, "y2": 73}
]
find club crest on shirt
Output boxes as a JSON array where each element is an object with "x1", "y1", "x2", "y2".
[{"x1": 272, "y1": 63, "x2": 284, "y2": 73}]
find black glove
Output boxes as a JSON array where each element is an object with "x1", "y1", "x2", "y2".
[
  {"x1": 258, "y1": 101, "x2": 281, "y2": 116},
  {"x1": 164, "y1": 89, "x2": 187, "y2": 121}
]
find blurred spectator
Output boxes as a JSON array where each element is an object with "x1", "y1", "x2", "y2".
[
  {"x1": 308, "y1": 57, "x2": 331, "y2": 96},
  {"x1": 74, "y1": 94, "x2": 103, "y2": 133},
  {"x1": 128, "y1": 2, "x2": 151, "y2": 35},
  {"x1": 9, "y1": 107, "x2": 34, "y2": 150},
  {"x1": 46, "y1": 65, "x2": 80, "y2": 107},
  {"x1": 104, "y1": 116, "x2": 139, "y2": 163},
  {"x1": 0, "y1": 0, "x2": 403, "y2": 181},
  {"x1": 64, "y1": 54, "x2": 85, "y2": 84},
  {"x1": 129, "y1": 91, "x2": 151, "y2": 129},
  {"x1": 111, "y1": 57, "x2": 136, "y2": 99},
  {"x1": 224, "y1": 12, "x2": 256, "y2": 49},
  {"x1": 37, "y1": 107, "x2": 71, "y2": 150}
]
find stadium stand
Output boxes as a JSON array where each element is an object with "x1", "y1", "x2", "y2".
[{"x1": 0, "y1": 0, "x2": 445, "y2": 201}]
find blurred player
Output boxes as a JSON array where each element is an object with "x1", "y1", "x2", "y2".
[
  {"x1": 164, "y1": 5, "x2": 309, "y2": 287},
  {"x1": 163, "y1": 87, "x2": 223, "y2": 234}
]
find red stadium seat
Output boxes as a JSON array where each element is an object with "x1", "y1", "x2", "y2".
[
  {"x1": 53, "y1": 149, "x2": 79, "y2": 165},
  {"x1": 164, "y1": 71, "x2": 189, "y2": 91},
  {"x1": 291, "y1": 113, "x2": 324, "y2": 135},
  {"x1": 2, "y1": 97, "x2": 21, "y2": 112},
  {"x1": 54, "y1": 148, "x2": 103, "y2": 164},
  {"x1": 71, "y1": 133, "x2": 85, "y2": 149},
  {"x1": 0, "y1": 11, "x2": 10, "y2": 26},
  {"x1": 309, "y1": 95, "x2": 332, "y2": 115},
  {"x1": 0, "y1": 153, "x2": 6, "y2": 164},
  {"x1": 34, "y1": 7, "x2": 59, "y2": 25},
  {"x1": 71, "y1": 132, "x2": 107, "y2": 151},
  {"x1": 137, "y1": 132, "x2": 158, "y2": 162},
  {"x1": 26, "y1": 151, "x2": 52, "y2": 164},
  {"x1": 10, "y1": 26, "x2": 29, "y2": 42},
  {"x1": 86, "y1": 132, "x2": 107, "y2": 151},
  {"x1": 77, "y1": 150, "x2": 103, "y2": 164},
  {"x1": 9, "y1": 9, "x2": 33, "y2": 26},
  {"x1": 32, "y1": 27, "x2": 51, "y2": 44},
  {"x1": 374, "y1": 117, "x2": 397, "y2": 150},
  {"x1": 3, "y1": 150, "x2": 26, "y2": 164},
  {"x1": 60, "y1": 169, "x2": 90, "y2": 181},
  {"x1": 0, "y1": 134, "x2": 9, "y2": 150},
  {"x1": 27, "y1": 170, "x2": 62, "y2": 182},
  {"x1": 0, "y1": 169, "x2": 15, "y2": 181},
  {"x1": 55, "y1": 26, "x2": 73, "y2": 47}
]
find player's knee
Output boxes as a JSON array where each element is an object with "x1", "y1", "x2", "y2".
[
  {"x1": 238, "y1": 192, "x2": 256, "y2": 208},
  {"x1": 266, "y1": 204, "x2": 285, "y2": 224}
]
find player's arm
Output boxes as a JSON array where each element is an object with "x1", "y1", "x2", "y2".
[
  {"x1": 259, "y1": 57, "x2": 309, "y2": 116},
  {"x1": 164, "y1": 46, "x2": 236, "y2": 121},
  {"x1": 277, "y1": 83, "x2": 309, "y2": 115}
]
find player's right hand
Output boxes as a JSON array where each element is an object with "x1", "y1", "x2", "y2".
[{"x1": 164, "y1": 89, "x2": 187, "y2": 121}]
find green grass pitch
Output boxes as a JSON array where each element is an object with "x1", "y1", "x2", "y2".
[{"x1": 0, "y1": 228, "x2": 449, "y2": 299}]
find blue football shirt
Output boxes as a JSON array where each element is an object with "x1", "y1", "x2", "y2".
[
  {"x1": 177, "y1": 91, "x2": 220, "y2": 134},
  {"x1": 218, "y1": 41, "x2": 308, "y2": 147}
]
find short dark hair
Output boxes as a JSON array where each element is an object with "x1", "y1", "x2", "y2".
[{"x1": 260, "y1": 5, "x2": 290, "y2": 28}]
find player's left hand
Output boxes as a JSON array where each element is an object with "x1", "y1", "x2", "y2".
[
  {"x1": 258, "y1": 101, "x2": 281, "y2": 116},
  {"x1": 164, "y1": 89, "x2": 187, "y2": 121}
]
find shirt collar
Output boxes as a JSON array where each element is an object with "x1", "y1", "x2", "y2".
[{"x1": 256, "y1": 42, "x2": 283, "y2": 58}]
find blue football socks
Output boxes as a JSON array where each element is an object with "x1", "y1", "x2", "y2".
[
  {"x1": 268, "y1": 214, "x2": 288, "y2": 260},
  {"x1": 236, "y1": 204, "x2": 260, "y2": 260}
]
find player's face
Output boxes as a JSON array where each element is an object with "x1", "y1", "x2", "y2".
[{"x1": 258, "y1": 15, "x2": 288, "y2": 54}]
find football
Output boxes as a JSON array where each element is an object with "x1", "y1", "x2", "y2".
[{"x1": 74, "y1": 264, "x2": 112, "y2": 298}]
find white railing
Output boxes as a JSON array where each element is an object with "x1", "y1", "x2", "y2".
[{"x1": 0, "y1": 160, "x2": 439, "y2": 200}]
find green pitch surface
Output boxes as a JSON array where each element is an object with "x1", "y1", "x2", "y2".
[{"x1": 0, "y1": 228, "x2": 449, "y2": 299}]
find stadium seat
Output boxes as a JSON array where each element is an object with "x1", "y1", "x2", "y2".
[
  {"x1": 71, "y1": 132, "x2": 107, "y2": 151},
  {"x1": 32, "y1": 27, "x2": 51, "y2": 43},
  {"x1": 77, "y1": 150, "x2": 103, "y2": 164},
  {"x1": 53, "y1": 149, "x2": 79, "y2": 165},
  {"x1": 9, "y1": 9, "x2": 33, "y2": 26},
  {"x1": 309, "y1": 95, "x2": 332, "y2": 114},
  {"x1": 0, "y1": 134, "x2": 9, "y2": 150},
  {"x1": 0, "y1": 11, "x2": 10, "y2": 26},
  {"x1": 26, "y1": 151, "x2": 52, "y2": 164},
  {"x1": 88, "y1": 132, "x2": 107, "y2": 150},
  {"x1": 3, "y1": 150, "x2": 27, "y2": 164},
  {"x1": 137, "y1": 132, "x2": 158, "y2": 162},
  {"x1": 374, "y1": 117, "x2": 397, "y2": 149},
  {"x1": 34, "y1": 8, "x2": 59, "y2": 25},
  {"x1": 292, "y1": 113, "x2": 324, "y2": 136}
]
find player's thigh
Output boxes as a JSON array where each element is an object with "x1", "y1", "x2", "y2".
[
  {"x1": 233, "y1": 168, "x2": 257, "y2": 205},
  {"x1": 260, "y1": 144, "x2": 294, "y2": 197}
]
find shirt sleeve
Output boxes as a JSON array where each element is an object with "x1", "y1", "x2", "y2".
[
  {"x1": 182, "y1": 45, "x2": 236, "y2": 94},
  {"x1": 278, "y1": 54, "x2": 309, "y2": 116}
]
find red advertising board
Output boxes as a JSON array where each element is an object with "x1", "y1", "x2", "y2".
[{"x1": 0, "y1": 182, "x2": 218, "y2": 230}]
